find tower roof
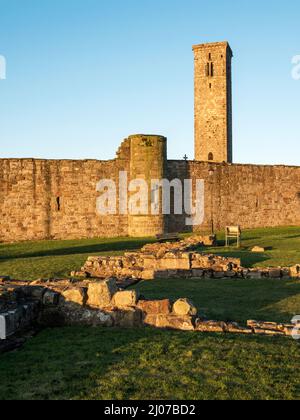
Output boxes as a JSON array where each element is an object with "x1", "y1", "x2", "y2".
[{"x1": 192, "y1": 41, "x2": 233, "y2": 57}]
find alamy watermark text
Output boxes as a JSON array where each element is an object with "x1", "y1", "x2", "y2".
[
  {"x1": 96, "y1": 171, "x2": 205, "y2": 227},
  {"x1": 292, "y1": 55, "x2": 300, "y2": 80},
  {"x1": 0, "y1": 55, "x2": 6, "y2": 80}
]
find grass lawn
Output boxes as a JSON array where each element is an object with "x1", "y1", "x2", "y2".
[
  {"x1": 132, "y1": 278, "x2": 300, "y2": 324},
  {"x1": 0, "y1": 226, "x2": 300, "y2": 281},
  {"x1": 0, "y1": 327, "x2": 299, "y2": 400},
  {"x1": 205, "y1": 226, "x2": 300, "y2": 268},
  {"x1": 0, "y1": 226, "x2": 299, "y2": 400},
  {"x1": 0, "y1": 237, "x2": 154, "y2": 281}
]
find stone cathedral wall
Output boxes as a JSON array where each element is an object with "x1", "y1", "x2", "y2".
[
  {"x1": 168, "y1": 160, "x2": 300, "y2": 233},
  {"x1": 0, "y1": 135, "x2": 299, "y2": 242}
]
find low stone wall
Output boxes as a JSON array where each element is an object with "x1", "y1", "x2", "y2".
[
  {"x1": 0, "y1": 277, "x2": 298, "y2": 351},
  {"x1": 78, "y1": 251, "x2": 300, "y2": 282},
  {"x1": 0, "y1": 282, "x2": 41, "y2": 343},
  {"x1": 77, "y1": 252, "x2": 242, "y2": 281},
  {"x1": 73, "y1": 237, "x2": 300, "y2": 281},
  {"x1": 140, "y1": 235, "x2": 217, "y2": 255}
]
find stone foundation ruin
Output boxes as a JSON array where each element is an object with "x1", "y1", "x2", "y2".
[
  {"x1": 0, "y1": 276, "x2": 298, "y2": 354},
  {"x1": 1, "y1": 236, "x2": 300, "y2": 352},
  {"x1": 75, "y1": 236, "x2": 300, "y2": 282}
]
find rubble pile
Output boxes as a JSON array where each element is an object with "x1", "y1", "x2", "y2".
[
  {"x1": 75, "y1": 236, "x2": 300, "y2": 281},
  {"x1": 78, "y1": 253, "x2": 300, "y2": 282},
  {"x1": 140, "y1": 235, "x2": 216, "y2": 257}
]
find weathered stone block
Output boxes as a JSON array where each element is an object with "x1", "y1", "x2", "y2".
[
  {"x1": 0, "y1": 312, "x2": 15, "y2": 340},
  {"x1": 112, "y1": 291, "x2": 139, "y2": 308},
  {"x1": 153, "y1": 270, "x2": 171, "y2": 279},
  {"x1": 212, "y1": 271, "x2": 225, "y2": 279},
  {"x1": 290, "y1": 265, "x2": 300, "y2": 278},
  {"x1": 281, "y1": 268, "x2": 291, "y2": 279},
  {"x1": 225, "y1": 322, "x2": 252, "y2": 334},
  {"x1": 137, "y1": 299, "x2": 171, "y2": 315},
  {"x1": 247, "y1": 320, "x2": 286, "y2": 332},
  {"x1": 142, "y1": 257, "x2": 159, "y2": 270},
  {"x1": 192, "y1": 269, "x2": 204, "y2": 278},
  {"x1": 195, "y1": 320, "x2": 226, "y2": 333},
  {"x1": 176, "y1": 270, "x2": 193, "y2": 278},
  {"x1": 173, "y1": 298, "x2": 197, "y2": 316},
  {"x1": 246, "y1": 271, "x2": 263, "y2": 279},
  {"x1": 204, "y1": 270, "x2": 213, "y2": 278},
  {"x1": 251, "y1": 246, "x2": 265, "y2": 253},
  {"x1": 43, "y1": 291, "x2": 60, "y2": 306},
  {"x1": 62, "y1": 308, "x2": 113, "y2": 327},
  {"x1": 253, "y1": 328, "x2": 285, "y2": 336},
  {"x1": 20, "y1": 286, "x2": 45, "y2": 301},
  {"x1": 110, "y1": 308, "x2": 143, "y2": 328},
  {"x1": 61, "y1": 288, "x2": 87, "y2": 306},
  {"x1": 144, "y1": 314, "x2": 194, "y2": 331},
  {"x1": 159, "y1": 256, "x2": 191, "y2": 270},
  {"x1": 29, "y1": 287, "x2": 45, "y2": 300},
  {"x1": 268, "y1": 269, "x2": 282, "y2": 278},
  {"x1": 141, "y1": 270, "x2": 155, "y2": 280},
  {"x1": 224, "y1": 271, "x2": 237, "y2": 278},
  {"x1": 38, "y1": 308, "x2": 66, "y2": 327},
  {"x1": 283, "y1": 326, "x2": 297, "y2": 337},
  {"x1": 87, "y1": 279, "x2": 118, "y2": 309}
]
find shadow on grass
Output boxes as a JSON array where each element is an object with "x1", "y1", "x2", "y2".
[
  {"x1": 0, "y1": 326, "x2": 298, "y2": 400},
  {"x1": 215, "y1": 237, "x2": 262, "y2": 245},
  {"x1": 133, "y1": 278, "x2": 300, "y2": 324},
  {"x1": 0, "y1": 239, "x2": 155, "y2": 262}
]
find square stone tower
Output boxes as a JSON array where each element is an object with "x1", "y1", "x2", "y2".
[{"x1": 193, "y1": 41, "x2": 233, "y2": 163}]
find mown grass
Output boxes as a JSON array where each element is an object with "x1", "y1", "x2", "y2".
[
  {"x1": 0, "y1": 237, "x2": 154, "y2": 280},
  {"x1": 0, "y1": 227, "x2": 300, "y2": 400},
  {"x1": 0, "y1": 226, "x2": 299, "y2": 281},
  {"x1": 133, "y1": 278, "x2": 300, "y2": 324},
  {"x1": 0, "y1": 327, "x2": 299, "y2": 400},
  {"x1": 197, "y1": 226, "x2": 300, "y2": 268}
]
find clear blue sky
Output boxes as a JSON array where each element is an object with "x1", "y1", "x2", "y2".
[{"x1": 0, "y1": 0, "x2": 299, "y2": 165}]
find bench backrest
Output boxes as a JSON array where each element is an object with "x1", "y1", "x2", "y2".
[{"x1": 226, "y1": 226, "x2": 241, "y2": 235}]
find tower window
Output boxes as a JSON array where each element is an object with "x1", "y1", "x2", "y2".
[
  {"x1": 209, "y1": 53, "x2": 212, "y2": 61},
  {"x1": 208, "y1": 153, "x2": 214, "y2": 161},
  {"x1": 56, "y1": 197, "x2": 61, "y2": 211},
  {"x1": 206, "y1": 63, "x2": 210, "y2": 77},
  {"x1": 206, "y1": 62, "x2": 214, "y2": 77}
]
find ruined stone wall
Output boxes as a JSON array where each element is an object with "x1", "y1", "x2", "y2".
[
  {"x1": 0, "y1": 134, "x2": 168, "y2": 242},
  {"x1": 0, "y1": 150, "x2": 300, "y2": 242},
  {"x1": 128, "y1": 135, "x2": 167, "y2": 237},
  {"x1": 0, "y1": 157, "x2": 130, "y2": 242},
  {"x1": 167, "y1": 160, "x2": 300, "y2": 232}
]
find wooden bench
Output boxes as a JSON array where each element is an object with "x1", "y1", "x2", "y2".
[
  {"x1": 225, "y1": 226, "x2": 242, "y2": 248},
  {"x1": 156, "y1": 233, "x2": 180, "y2": 243}
]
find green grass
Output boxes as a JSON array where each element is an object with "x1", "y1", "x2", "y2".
[
  {"x1": 0, "y1": 227, "x2": 300, "y2": 400},
  {"x1": 133, "y1": 278, "x2": 300, "y2": 324},
  {"x1": 0, "y1": 327, "x2": 299, "y2": 400},
  {"x1": 204, "y1": 226, "x2": 300, "y2": 268},
  {"x1": 0, "y1": 226, "x2": 300, "y2": 281},
  {"x1": 0, "y1": 237, "x2": 154, "y2": 280}
]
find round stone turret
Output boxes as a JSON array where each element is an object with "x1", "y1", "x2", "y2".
[{"x1": 128, "y1": 134, "x2": 167, "y2": 237}]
